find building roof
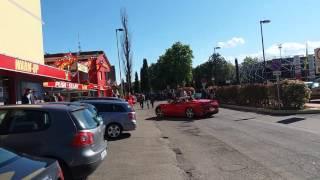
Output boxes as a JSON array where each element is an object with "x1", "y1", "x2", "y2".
[
  {"x1": 44, "y1": 51, "x2": 104, "y2": 58},
  {"x1": 44, "y1": 50, "x2": 112, "y2": 68}
]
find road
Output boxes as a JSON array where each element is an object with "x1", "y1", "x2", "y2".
[{"x1": 89, "y1": 105, "x2": 320, "y2": 180}]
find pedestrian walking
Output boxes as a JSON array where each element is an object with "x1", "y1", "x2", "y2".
[
  {"x1": 57, "y1": 93, "x2": 64, "y2": 102},
  {"x1": 146, "y1": 94, "x2": 150, "y2": 109},
  {"x1": 126, "y1": 92, "x2": 135, "y2": 107},
  {"x1": 21, "y1": 88, "x2": 30, "y2": 104},
  {"x1": 150, "y1": 94, "x2": 155, "y2": 108},
  {"x1": 43, "y1": 92, "x2": 51, "y2": 102},
  {"x1": 139, "y1": 94, "x2": 145, "y2": 109}
]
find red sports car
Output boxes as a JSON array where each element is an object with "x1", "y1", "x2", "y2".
[{"x1": 155, "y1": 98, "x2": 219, "y2": 119}]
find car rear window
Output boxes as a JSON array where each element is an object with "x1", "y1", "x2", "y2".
[
  {"x1": 72, "y1": 109, "x2": 98, "y2": 130},
  {"x1": 93, "y1": 103, "x2": 128, "y2": 112}
]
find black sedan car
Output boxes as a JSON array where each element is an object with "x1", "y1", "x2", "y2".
[{"x1": 0, "y1": 148, "x2": 64, "y2": 180}]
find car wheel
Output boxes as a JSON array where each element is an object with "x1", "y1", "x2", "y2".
[
  {"x1": 106, "y1": 124, "x2": 122, "y2": 139},
  {"x1": 185, "y1": 108, "x2": 195, "y2": 119},
  {"x1": 155, "y1": 107, "x2": 164, "y2": 118}
]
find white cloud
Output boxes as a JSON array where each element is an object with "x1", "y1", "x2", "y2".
[
  {"x1": 266, "y1": 41, "x2": 320, "y2": 57},
  {"x1": 226, "y1": 41, "x2": 320, "y2": 63},
  {"x1": 217, "y1": 37, "x2": 245, "y2": 48}
]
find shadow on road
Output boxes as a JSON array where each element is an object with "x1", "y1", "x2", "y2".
[
  {"x1": 106, "y1": 133, "x2": 131, "y2": 141},
  {"x1": 277, "y1": 117, "x2": 306, "y2": 124}
]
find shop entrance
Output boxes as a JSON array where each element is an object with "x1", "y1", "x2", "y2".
[{"x1": 0, "y1": 77, "x2": 10, "y2": 105}]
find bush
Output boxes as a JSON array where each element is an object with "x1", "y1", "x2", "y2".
[
  {"x1": 280, "y1": 80, "x2": 311, "y2": 109},
  {"x1": 214, "y1": 80, "x2": 311, "y2": 110}
]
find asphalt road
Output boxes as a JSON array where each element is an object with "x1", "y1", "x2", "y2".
[{"x1": 89, "y1": 105, "x2": 320, "y2": 180}]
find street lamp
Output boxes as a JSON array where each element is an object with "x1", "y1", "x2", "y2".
[
  {"x1": 214, "y1": 46, "x2": 221, "y2": 54},
  {"x1": 212, "y1": 46, "x2": 221, "y2": 85},
  {"x1": 260, "y1": 19, "x2": 271, "y2": 70},
  {"x1": 116, "y1": 28, "x2": 124, "y2": 96}
]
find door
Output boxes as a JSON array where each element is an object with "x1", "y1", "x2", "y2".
[
  {"x1": 0, "y1": 109, "x2": 50, "y2": 156},
  {"x1": 164, "y1": 103, "x2": 178, "y2": 116},
  {"x1": 174, "y1": 101, "x2": 188, "y2": 117},
  {"x1": 94, "y1": 103, "x2": 114, "y2": 125}
]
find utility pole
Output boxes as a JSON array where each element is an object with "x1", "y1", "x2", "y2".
[{"x1": 116, "y1": 28, "x2": 124, "y2": 96}]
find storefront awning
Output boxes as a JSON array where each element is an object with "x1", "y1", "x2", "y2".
[
  {"x1": 0, "y1": 54, "x2": 71, "y2": 81},
  {"x1": 43, "y1": 81, "x2": 92, "y2": 91}
]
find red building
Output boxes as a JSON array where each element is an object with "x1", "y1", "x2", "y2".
[
  {"x1": 0, "y1": 54, "x2": 71, "y2": 104},
  {"x1": 44, "y1": 51, "x2": 113, "y2": 97}
]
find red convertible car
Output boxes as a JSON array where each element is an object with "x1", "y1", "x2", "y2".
[{"x1": 155, "y1": 98, "x2": 219, "y2": 119}]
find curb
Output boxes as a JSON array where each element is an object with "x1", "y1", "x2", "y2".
[{"x1": 221, "y1": 104, "x2": 320, "y2": 115}]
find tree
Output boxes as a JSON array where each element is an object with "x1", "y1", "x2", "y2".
[
  {"x1": 242, "y1": 56, "x2": 259, "y2": 67},
  {"x1": 157, "y1": 42, "x2": 193, "y2": 88},
  {"x1": 120, "y1": 9, "x2": 133, "y2": 93},
  {"x1": 193, "y1": 53, "x2": 235, "y2": 87},
  {"x1": 133, "y1": 72, "x2": 140, "y2": 93},
  {"x1": 149, "y1": 63, "x2": 165, "y2": 91},
  {"x1": 240, "y1": 56, "x2": 260, "y2": 83},
  {"x1": 140, "y1": 58, "x2": 150, "y2": 93}
]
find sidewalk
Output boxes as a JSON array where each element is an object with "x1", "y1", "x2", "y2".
[{"x1": 89, "y1": 105, "x2": 185, "y2": 180}]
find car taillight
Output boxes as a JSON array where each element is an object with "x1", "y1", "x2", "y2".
[
  {"x1": 72, "y1": 132, "x2": 94, "y2": 147},
  {"x1": 128, "y1": 112, "x2": 135, "y2": 121}
]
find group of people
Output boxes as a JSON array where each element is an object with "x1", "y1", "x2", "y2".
[
  {"x1": 136, "y1": 93, "x2": 155, "y2": 109},
  {"x1": 124, "y1": 93, "x2": 155, "y2": 110},
  {"x1": 21, "y1": 88, "x2": 64, "y2": 104},
  {"x1": 167, "y1": 88, "x2": 194, "y2": 100}
]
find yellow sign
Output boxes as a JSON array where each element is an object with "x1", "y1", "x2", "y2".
[
  {"x1": 15, "y1": 59, "x2": 39, "y2": 74},
  {"x1": 77, "y1": 63, "x2": 88, "y2": 73}
]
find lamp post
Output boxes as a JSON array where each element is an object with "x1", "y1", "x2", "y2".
[
  {"x1": 260, "y1": 19, "x2": 271, "y2": 71},
  {"x1": 116, "y1": 28, "x2": 124, "y2": 96},
  {"x1": 212, "y1": 46, "x2": 221, "y2": 85},
  {"x1": 214, "y1": 46, "x2": 221, "y2": 54}
]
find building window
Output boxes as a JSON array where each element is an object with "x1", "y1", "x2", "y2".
[{"x1": 99, "y1": 72, "x2": 102, "y2": 81}]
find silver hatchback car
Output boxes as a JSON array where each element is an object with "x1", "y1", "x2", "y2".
[
  {"x1": 0, "y1": 104, "x2": 107, "y2": 179},
  {"x1": 79, "y1": 100, "x2": 137, "y2": 138}
]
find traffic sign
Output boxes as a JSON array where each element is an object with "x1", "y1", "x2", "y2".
[{"x1": 273, "y1": 71, "x2": 281, "y2": 76}]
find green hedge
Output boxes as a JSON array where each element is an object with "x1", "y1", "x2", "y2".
[
  {"x1": 215, "y1": 80, "x2": 311, "y2": 110},
  {"x1": 280, "y1": 80, "x2": 311, "y2": 109}
]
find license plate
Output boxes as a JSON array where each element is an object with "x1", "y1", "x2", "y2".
[
  {"x1": 209, "y1": 107, "x2": 215, "y2": 111},
  {"x1": 101, "y1": 149, "x2": 107, "y2": 160}
]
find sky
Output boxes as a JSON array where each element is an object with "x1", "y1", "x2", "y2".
[{"x1": 41, "y1": 0, "x2": 320, "y2": 81}]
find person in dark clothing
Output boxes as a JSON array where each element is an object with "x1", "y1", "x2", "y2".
[
  {"x1": 21, "y1": 88, "x2": 30, "y2": 104},
  {"x1": 43, "y1": 92, "x2": 51, "y2": 102},
  {"x1": 150, "y1": 94, "x2": 155, "y2": 108},
  {"x1": 139, "y1": 94, "x2": 145, "y2": 109},
  {"x1": 57, "y1": 93, "x2": 64, "y2": 102},
  {"x1": 145, "y1": 94, "x2": 150, "y2": 109}
]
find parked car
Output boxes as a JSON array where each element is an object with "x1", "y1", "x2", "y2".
[
  {"x1": 79, "y1": 100, "x2": 137, "y2": 139},
  {"x1": 155, "y1": 97, "x2": 219, "y2": 119},
  {"x1": 0, "y1": 104, "x2": 107, "y2": 180},
  {"x1": 46, "y1": 102, "x2": 104, "y2": 125},
  {"x1": 0, "y1": 147, "x2": 64, "y2": 180},
  {"x1": 83, "y1": 97, "x2": 125, "y2": 101}
]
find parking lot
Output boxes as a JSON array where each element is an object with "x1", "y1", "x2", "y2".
[
  {"x1": 89, "y1": 103, "x2": 320, "y2": 180},
  {"x1": 88, "y1": 105, "x2": 185, "y2": 180}
]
